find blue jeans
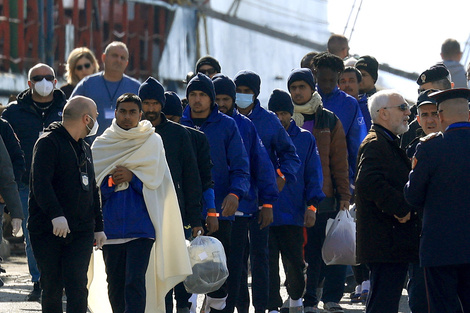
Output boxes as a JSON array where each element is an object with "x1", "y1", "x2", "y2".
[{"x1": 19, "y1": 183, "x2": 40, "y2": 283}]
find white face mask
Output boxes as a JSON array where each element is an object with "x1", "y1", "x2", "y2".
[
  {"x1": 34, "y1": 78, "x2": 54, "y2": 97},
  {"x1": 86, "y1": 115, "x2": 99, "y2": 137},
  {"x1": 235, "y1": 93, "x2": 254, "y2": 109}
]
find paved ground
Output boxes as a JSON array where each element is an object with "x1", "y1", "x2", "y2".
[{"x1": 0, "y1": 248, "x2": 412, "y2": 313}]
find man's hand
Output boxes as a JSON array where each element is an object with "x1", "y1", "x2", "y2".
[
  {"x1": 304, "y1": 210, "x2": 316, "y2": 228},
  {"x1": 221, "y1": 193, "x2": 239, "y2": 217},
  {"x1": 192, "y1": 226, "x2": 204, "y2": 238},
  {"x1": 94, "y1": 231, "x2": 107, "y2": 250},
  {"x1": 258, "y1": 206, "x2": 273, "y2": 229},
  {"x1": 11, "y1": 218, "x2": 22, "y2": 236},
  {"x1": 394, "y1": 212, "x2": 410, "y2": 224},
  {"x1": 339, "y1": 200, "x2": 350, "y2": 211},
  {"x1": 276, "y1": 177, "x2": 286, "y2": 192},
  {"x1": 111, "y1": 166, "x2": 133, "y2": 185},
  {"x1": 52, "y1": 216, "x2": 70, "y2": 238},
  {"x1": 206, "y1": 209, "x2": 219, "y2": 235}
]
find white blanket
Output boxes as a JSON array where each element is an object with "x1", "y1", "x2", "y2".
[{"x1": 88, "y1": 119, "x2": 192, "y2": 313}]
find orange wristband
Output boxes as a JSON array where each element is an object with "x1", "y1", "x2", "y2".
[
  {"x1": 307, "y1": 205, "x2": 317, "y2": 213},
  {"x1": 229, "y1": 193, "x2": 239, "y2": 200},
  {"x1": 207, "y1": 212, "x2": 220, "y2": 217},
  {"x1": 276, "y1": 169, "x2": 286, "y2": 181},
  {"x1": 108, "y1": 175, "x2": 114, "y2": 187},
  {"x1": 262, "y1": 204, "x2": 273, "y2": 209}
]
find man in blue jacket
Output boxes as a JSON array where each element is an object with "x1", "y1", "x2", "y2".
[
  {"x1": 213, "y1": 74, "x2": 279, "y2": 313},
  {"x1": 2, "y1": 63, "x2": 66, "y2": 301},
  {"x1": 267, "y1": 89, "x2": 325, "y2": 313},
  {"x1": 181, "y1": 73, "x2": 250, "y2": 313}
]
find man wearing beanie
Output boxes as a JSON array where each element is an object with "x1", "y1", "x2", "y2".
[
  {"x1": 267, "y1": 89, "x2": 325, "y2": 313},
  {"x1": 138, "y1": 77, "x2": 203, "y2": 313},
  {"x1": 287, "y1": 67, "x2": 350, "y2": 313},
  {"x1": 213, "y1": 74, "x2": 279, "y2": 313},
  {"x1": 181, "y1": 73, "x2": 250, "y2": 313},
  {"x1": 195, "y1": 55, "x2": 221, "y2": 79},
  {"x1": 163, "y1": 91, "x2": 183, "y2": 123},
  {"x1": 355, "y1": 55, "x2": 379, "y2": 97}
]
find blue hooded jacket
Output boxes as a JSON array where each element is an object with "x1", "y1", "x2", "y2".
[
  {"x1": 272, "y1": 120, "x2": 325, "y2": 226},
  {"x1": 181, "y1": 104, "x2": 250, "y2": 220},
  {"x1": 246, "y1": 100, "x2": 301, "y2": 183},
  {"x1": 318, "y1": 86, "x2": 367, "y2": 187},
  {"x1": 232, "y1": 109, "x2": 279, "y2": 214}
]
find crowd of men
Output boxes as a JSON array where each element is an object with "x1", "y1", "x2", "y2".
[{"x1": 0, "y1": 34, "x2": 469, "y2": 313}]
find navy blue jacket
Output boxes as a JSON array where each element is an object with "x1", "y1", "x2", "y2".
[
  {"x1": 246, "y1": 100, "x2": 300, "y2": 183},
  {"x1": 404, "y1": 122, "x2": 470, "y2": 267},
  {"x1": 181, "y1": 105, "x2": 250, "y2": 220},
  {"x1": 231, "y1": 109, "x2": 278, "y2": 214},
  {"x1": 272, "y1": 120, "x2": 325, "y2": 226},
  {"x1": 0, "y1": 118, "x2": 25, "y2": 183},
  {"x1": 358, "y1": 94, "x2": 372, "y2": 131},
  {"x1": 2, "y1": 89, "x2": 66, "y2": 184}
]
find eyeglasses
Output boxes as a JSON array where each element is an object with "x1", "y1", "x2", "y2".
[
  {"x1": 377, "y1": 103, "x2": 410, "y2": 112},
  {"x1": 76, "y1": 63, "x2": 91, "y2": 71},
  {"x1": 31, "y1": 75, "x2": 55, "y2": 82},
  {"x1": 199, "y1": 68, "x2": 216, "y2": 75}
]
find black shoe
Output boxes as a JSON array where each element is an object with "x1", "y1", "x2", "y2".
[
  {"x1": 0, "y1": 277, "x2": 4, "y2": 287},
  {"x1": 27, "y1": 282, "x2": 41, "y2": 302}
]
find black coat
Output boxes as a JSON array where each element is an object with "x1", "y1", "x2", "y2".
[{"x1": 355, "y1": 124, "x2": 420, "y2": 264}]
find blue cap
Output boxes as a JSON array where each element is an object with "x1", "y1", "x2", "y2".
[
  {"x1": 212, "y1": 74, "x2": 236, "y2": 101},
  {"x1": 268, "y1": 89, "x2": 294, "y2": 115},
  {"x1": 186, "y1": 73, "x2": 216, "y2": 106},
  {"x1": 234, "y1": 70, "x2": 261, "y2": 97},
  {"x1": 138, "y1": 76, "x2": 166, "y2": 108},
  {"x1": 163, "y1": 91, "x2": 183, "y2": 117},
  {"x1": 287, "y1": 68, "x2": 316, "y2": 91}
]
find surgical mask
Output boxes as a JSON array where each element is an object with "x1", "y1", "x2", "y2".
[
  {"x1": 34, "y1": 78, "x2": 54, "y2": 97},
  {"x1": 86, "y1": 115, "x2": 99, "y2": 137},
  {"x1": 235, "y1": 93, "x2": 254, "y2": 109}
]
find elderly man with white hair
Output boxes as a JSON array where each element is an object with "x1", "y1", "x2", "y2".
[{"x1": 354, "y1": 90, "x2": 421, "y2": 313}]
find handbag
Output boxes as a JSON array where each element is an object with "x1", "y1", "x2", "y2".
[{"x1": 321, "y1": 209, "x2": 357, "y2": 265}]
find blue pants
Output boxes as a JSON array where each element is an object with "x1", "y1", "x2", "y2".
[
  {"x1": 227, "y1": 214, "x2": 269, "y2": 313},
  {"x1": 19, "y1": 183, "x2": 40, "y2": 283},
  {"x1": 102, "y1": 238, "x2": 154, "y2": 313},
  {"x1": 407, "y1": 263, "x2": 428, "y2": 313},
  {"x1": 303, "y1": 211, "x2": 346, "y2": 306}
]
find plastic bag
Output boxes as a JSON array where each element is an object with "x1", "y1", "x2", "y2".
[
  {"x1": 183, "y1": 235, "x2": 229, "y2": 294},
  {"x1": 321, "y1": 210, "x2": 357, "y2": 265}
]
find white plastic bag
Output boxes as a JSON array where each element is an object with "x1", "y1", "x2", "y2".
[
  {"x1": 184, "y1": 235, "x2": 229, "y2": 294},
  {"x1": 321, "y1": 210, "x2": 357, "y2": 265}
]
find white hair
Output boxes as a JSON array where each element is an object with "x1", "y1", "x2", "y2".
[{"x1": 368, "y1": 89, "x2": 403, "y2": 122}]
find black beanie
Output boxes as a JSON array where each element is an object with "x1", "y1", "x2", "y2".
[
  {"x1": 355, "y1": 55, "x2": 379, "y2": 83},
  {"x1": 268, "y1": 89, "x2": 294, "y2": 115},
  {"x1": 287, "y1": 68, "x2": 316, "y2": 91},
  {"x1": 212, "y1": 74, "x2": 236, "y2": 101},
  {"x1": 195, "y1": 56, "x2": 221, "y2": 73},
  {"x1": 138, "y1": 76, "x2": 166, "y2": 108},
  {"x1": 186, "y1": 73, "x2": 216, "y2": 106},
  {"x1": 163, "y1": 91, "x2": 183, "y2": 117},
  {"x1": 234, "y1": 70, "x2": 261, "y2": 97}
]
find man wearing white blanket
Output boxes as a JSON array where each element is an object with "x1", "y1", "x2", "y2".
[{"x1": 90, "y1": 93, "x2": 192, "y2": 313}]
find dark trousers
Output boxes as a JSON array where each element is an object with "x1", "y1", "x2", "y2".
[
  {"x1": 102, "y1": 238, "x2": 154, "y2": 313},
  {"x1": 352, "y1": 263, "x2": 370, "y2": 285},
  {"x1": 425, "y1": 264, "x2": 470, "y2": 313},
  {"x1": 303, "y1": 211, "x2": 346, "y2": 306},
  {"x1": 407, "y1": 262, "x2": 428, "y2": 313},
  {"x1": 267, "y1": 225, "x2": 306, "y2": 311},
  {"x1": 226, "y1": 214, "x2": 269, "y2": 313},
  {"x1": 30, "y1": 230, "x2": 94, "y2": 313},
  {"x1": 366, "y1": 262, "x2": 408, "y2": 313}
]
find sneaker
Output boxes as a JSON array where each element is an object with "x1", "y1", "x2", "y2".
[
  {"x1": 360, "y1": 280, "x2": 370, "y2": 303},
  {"x1": 304, "y1": 306, "x2": 322, "y2": 313},
  {"x1": 350, "y1": 284, "x2": 362, "y2": 303},
  {"x1": 322, "y1": 302, "x2": 344, "y2": 313},
  {"x1": 27, "y1": 282, "x2": 41, "y2": 302}
]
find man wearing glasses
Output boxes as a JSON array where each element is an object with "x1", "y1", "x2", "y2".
[
  {"x1": 2, "y1": 63, "x2": 67, "y2": 301},
  {"x1": 195, "y1": 55, "x2": 221, "y2": 79},
  {"x1": 355, "y1": 90, "x2": 420, "y2": 313}
]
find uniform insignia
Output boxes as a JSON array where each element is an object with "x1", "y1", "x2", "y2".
[
  {"x1": 420, "y1": 74, "x2": 426, "y2": 84},
  {"x1": 419, "y1": 131, "x2": 442, "y2": 142}
]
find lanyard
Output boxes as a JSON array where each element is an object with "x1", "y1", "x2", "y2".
[{"x1": 102, "y1": 74, "x2": 124, "y2": 108}]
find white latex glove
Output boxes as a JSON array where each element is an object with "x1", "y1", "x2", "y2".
[
  {"x1": 11, "y1": 218, "x2": 22, "y2": 237},
  {"x1": 51, "y1": 216, "x2": 70, "y2": 238},
  {"x1": 94, "y1": 231, "x2": 107, "y2": 250}
]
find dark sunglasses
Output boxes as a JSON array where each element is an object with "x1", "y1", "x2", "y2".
[
  {"x1": 199, "y1": 68, "x2": 216, "y2": 75},
  {"x1": 76, "y1": 63, "x2": 91, "y2": 71},
  {"x1": 31, "y1": 75, "x2": 55, "y2": 82},
  {"x1": 377, "y1": 103, "x2": 410, "y2": 112}
]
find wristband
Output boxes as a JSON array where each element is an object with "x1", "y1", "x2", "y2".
[
  {"x1": 207, "y1": 212, "x2": 220, "y2": 217},
  {"x1": 262, "y1": 204, "x2": 273, "y2": 209},
  {"x1": 229, "y1": 193, "x2": 239, "y2": 200},
  {"x1": 108, "y1": 175, "x2": 114, "y2": 187},
  {"x1": 307, "y1": 205, "x2": 317, "y2": 213},
  {"x1": 276, "y1": 169, "x2": 286, "y2": 181}
]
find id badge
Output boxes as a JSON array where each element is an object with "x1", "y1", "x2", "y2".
[
  {"x1": 104, "y1": 108, "x2": 114, "y2": 120},
  {"x1": 81, "y1": 172, "x2": 89, "y2": 191}
]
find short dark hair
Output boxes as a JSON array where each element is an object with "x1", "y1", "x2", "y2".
[
  {"x1": 441, "y1": 39, "x2": 461, "y2": 59},
  {"x1": 116, "y1": 93, "x2": 142, "y2": 111},
  {"x1": 342, "y1": 66, "x2": 362, "y2": 83},
  {"x1": 312, "y1": 52, "x2": 344, "y2": 73},
  {"x1": 327, "y1": 34, "x2": 348, "y2": 55},
  {"x1": 300, "y1": 52, "x2": 318, "y2": 69},
  {"x1": 431, "y1": 77, "x2": 452, "y2": 90}
]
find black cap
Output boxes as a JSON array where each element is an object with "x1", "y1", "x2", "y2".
[
  {"x1": 268, "y1": 89, "x2": 294, "y2": 115},
  {"x1": 416, "y1": 63, "x2": 449, "y2": 86},
  {"x1": 195, "y1": 56, "x2": 221, "y2": 74},
  {"x1": 355, "y1": 55, "x2": 379, "y2": 82},
  {"x1": 416, "y1": 89, "x2": 438, "y2": 108},
  {"x1": 429, "y1": 88, "x2": 470, "y2": 108}
]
